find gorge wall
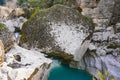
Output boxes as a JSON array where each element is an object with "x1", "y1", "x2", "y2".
[{"x1": 70, "y1": 0, "x2": 120, "y2": 80}]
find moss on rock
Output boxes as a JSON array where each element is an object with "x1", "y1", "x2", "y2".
[
  {"x1": 0, "y1": 23, "x2": 7, "y2": 32},
  {"x1": 21, "y1": 4, "x2": 94, "y2": 46},
  {"x1": 28, "y1": 0, "x2": 74, "y2": 9},
  {"x1": 107, "y1": 43, "x2": 119, "y2": 49}
]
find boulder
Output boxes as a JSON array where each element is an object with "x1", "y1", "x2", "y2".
[{"x1": 21, "y1": 4, "x2": 94, "y2": 61}]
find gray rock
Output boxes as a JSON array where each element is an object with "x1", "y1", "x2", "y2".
[{"x1": 70, "y1": 0, "x2": 120, "y2": 80}]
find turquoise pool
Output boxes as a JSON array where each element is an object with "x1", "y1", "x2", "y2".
[{"x1": 48, "y1": 60, "x2": 92, "y2": 80}]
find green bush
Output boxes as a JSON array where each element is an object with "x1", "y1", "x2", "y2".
[{"x1": 0, "y1": 23, "x2": 7, "y2": 32}]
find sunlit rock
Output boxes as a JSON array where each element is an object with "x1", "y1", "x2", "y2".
[{"x1": 0, "y1": 44, "x2": 52, "y2": 80}]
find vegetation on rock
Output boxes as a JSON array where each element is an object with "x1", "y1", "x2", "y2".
[
  {"x1": 0, "y1": 23, "x2": 14, "y2": 52},
  {"x1": 17, "y1": 0, "x2": 74, "y2": 8},
  {"x1": 95, "y1": 71, "x2": 116, "y2": 80},
  {"x1": 0, "y1": 23, "x2": 7, "y2": 32},
  {"x1": 107, "y1": 43, "x2": 119, "y2": 49}
]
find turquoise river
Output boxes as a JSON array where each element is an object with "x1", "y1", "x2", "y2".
[{"x1": 48, "y1": 59, "x2": 93, "y2": 80}]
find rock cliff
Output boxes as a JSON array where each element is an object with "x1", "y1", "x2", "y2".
[{"x1": 69, "y1": 0, "x2": 120, "y2": 80}]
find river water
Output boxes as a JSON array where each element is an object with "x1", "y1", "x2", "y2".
[{"x1": 48, "y1": 59, "x2": 92, "y2": 80}]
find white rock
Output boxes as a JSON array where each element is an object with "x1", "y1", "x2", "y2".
[{"x1": 0, "y1": 44, "x2": 52, "y2": 80}]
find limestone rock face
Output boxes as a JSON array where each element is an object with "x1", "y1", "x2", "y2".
[
  {"x1": 21, "y1": 4, "x2": 94, "y2": 60},
  {"x1": 0, "y1": 23, "x2": 15, "y2": 52},
  {"x1": 0, "y1": 40, "x2": 4, "y2": 65},
  {"x1": 0, "y1": 44, "x2": 52, "y2": 80},
  {"x1": 70, "y1": 0, "x2": 120, "y2": 80}
]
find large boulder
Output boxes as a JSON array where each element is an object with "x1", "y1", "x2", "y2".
[
  {"x1": 0, "y1": 23, "x2": 15, "y2": 52},
  {"x1": 0, "y1": 39, "x2": 4, "y2": 65},
  {"x1": 21, "y1": 4, "x2": 94, "y2": 61}
]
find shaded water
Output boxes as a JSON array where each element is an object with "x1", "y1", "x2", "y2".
[
  {"x1": 48, "y1": 59, "x2": 92, "y2": 80},
  {"x1": 0, "y1": 0, "x2": 5, "y2": 5}
]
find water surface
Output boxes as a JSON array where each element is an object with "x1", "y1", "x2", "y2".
[
  {"x1": 48, "y1": 60, "x2": 92, "y2": 80},
  {"x1": 0, "y1": 0, "x2": 5, "y2": 5}
]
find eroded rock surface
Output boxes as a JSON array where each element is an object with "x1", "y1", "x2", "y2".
[
  {"x1": 69, "y1": 0, "x2": 120, "y2": 80},
  {"x1": 0, "y1": 44, "x2": 52, "y2": 80}
]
